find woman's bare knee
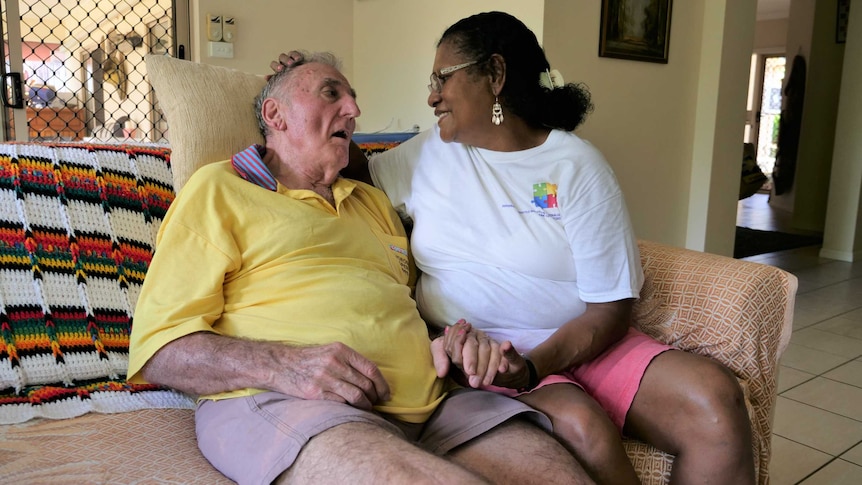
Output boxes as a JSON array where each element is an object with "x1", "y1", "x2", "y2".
[{"x1": 683, "y1": 361, "x2": 750, "y2": 440}]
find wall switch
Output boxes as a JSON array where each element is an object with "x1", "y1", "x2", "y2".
[
  {"x1": 208, "y1": 41, "x2": 234, "y2": 58},
  {"x1": 222, "y1": 17, "x2": 236, "y2": 43},
  {"x1": 207, "y1": 14, "x2": 223, "y2": 42}
]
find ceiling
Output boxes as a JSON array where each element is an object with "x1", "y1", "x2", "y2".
[{"x1": 757, "y1": 0, "x2": 791, "y2": 21}]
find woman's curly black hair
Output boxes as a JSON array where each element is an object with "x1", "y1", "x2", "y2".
[{"x1": 439, "y1": 11, "x2": 593, "y2": 131}]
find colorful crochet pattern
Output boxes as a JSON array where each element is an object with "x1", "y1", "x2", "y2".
[
  {"x1": 354, "y1": 132, "x2": 418, "y2": 159},
  {"x1": 0, "y1": 142, "x2": 193, "y2": 424}
]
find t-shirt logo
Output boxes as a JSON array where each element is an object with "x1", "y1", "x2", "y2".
[{"x1": 532, "y1": 182, "x2": 558, "y2": 209}]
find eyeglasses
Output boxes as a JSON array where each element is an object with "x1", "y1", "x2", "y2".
[{"x1": 427, "y1": 61, "x2": 478, "y2": 93}]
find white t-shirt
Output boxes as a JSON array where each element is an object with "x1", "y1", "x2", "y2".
[{"x1": 369, "y1": 126, "x2": 643, "y2": 352}]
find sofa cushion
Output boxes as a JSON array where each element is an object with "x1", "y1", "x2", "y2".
[
  {"x1": 0, "y1": 142, "x2": 193, "y2": 424},
  {"x1": 145, "y1": 55, "x2": 266, "y2": 193},
  {"x1": 0, "y1": 407, "x2": 230, "y2": 483}
]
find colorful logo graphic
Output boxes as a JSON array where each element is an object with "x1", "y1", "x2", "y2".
[{"x1": 532, "y1": 182, "x2": 558, "y2": 209}]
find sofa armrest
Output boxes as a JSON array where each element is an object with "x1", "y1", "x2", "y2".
[
  {"x1": 633, "y1": 239, "x2": 797, "y2": 483},
  {"x1": 635, "y1": 240, "x2": 796, "y2": 360}
]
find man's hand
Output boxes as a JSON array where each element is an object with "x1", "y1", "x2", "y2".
[
  {"x1": 430, "y1": 320, "x2": 508, "y2": 388},
  {"x1": 142, "y1": 333, "x2": 390, "y2": 411},
  {"x1": 279, "y1": 342, "x2": 391, "y2": 410}
]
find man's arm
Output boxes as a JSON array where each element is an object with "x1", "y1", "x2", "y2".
[{"x1": 141, "y1": 331, "x2": 391, "y2": 410}]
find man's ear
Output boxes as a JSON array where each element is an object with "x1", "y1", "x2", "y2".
[
  {"x1": 260, "y1": 97, "x2": 287, "y2": 132},
  {"x1": 488, "y1": 53, "x2": 506, "y2": 96}
]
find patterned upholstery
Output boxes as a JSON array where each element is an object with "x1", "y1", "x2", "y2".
[
  {"x1": 627, "y1": 240, "x2": 797, "y2": 484},
  {"x1": 0, "y1": 408, "x2": 229, "y2": 483},
  {"x1": 0, "y1": 141, "x2": 796, "y2": 484}
]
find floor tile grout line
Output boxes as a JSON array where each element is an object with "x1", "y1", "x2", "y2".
[
  {"x1": 777, "y1": 376, "x2": 819, "y2": 395},
  {"x1": 797, "y1": 306, "x2": 862, "y2": 326},
  {"x1": 778, "y1": 374, "x2": 862, "y2": 396},
  {"x1": 793, "y1": 278, "x2": 862, "y2": 297},
  {"x1": 792, "y1": 449, "x2": 862, "y2": 484},
  {"x1": 792, "y1": 329, "x2": 862, "y2": 345},
  {"x1": 779, "y1": 360, "x2": 855, "y2": 380},
  {"x1": 794, "y1": 456, "x2": 840, "y2": 484},
  {"x1": 815, "y1": 374, "x2": 862, "y2": 391},
  {"x1": 781, "y1": 343, "x2": 862, "y2": 362},
  {"x1": 777, "y1": 394, "x2": 862, "y2": 424}
]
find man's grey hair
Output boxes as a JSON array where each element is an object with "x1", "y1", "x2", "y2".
[{"x1": 254, "y1": 51, "x2": 343, "y2": 138}]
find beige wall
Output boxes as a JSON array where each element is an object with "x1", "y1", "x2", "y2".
[
  {"x1": 691, "y1": 0, "x2": 758, "y2": 255},
  {"x1": 787, "y1": 0, "x2": 845, "y2": 233},
  {"x1": 822, "y1": 2, "x2": 862, "y2": 261},
  {"x1": 755, "y1": 18, "x2": 789, "y2": 50},
  {"x1": 190, "y1": 0, "x2": 355, "y2": 77},
  {"x1": 181, "y1": 0, "x2": 859, "y2": 257},
  {"x1": 188, "y1": 0, "x2": 541, "y2": 134},
  {"x1": 543, "y1": 0, "x2": 754, "y2": 253},
  {"x1": 351, "y1": 1, "x2": 543, "y2": 133}
]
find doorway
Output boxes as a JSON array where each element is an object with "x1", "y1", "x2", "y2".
[
  {"x1": 0, "y1": 0, "x2": 189, "y2": 144},
  {"x1": 736, "y1": 50, "x2": 823, "y2": 258},
  {"x1": 745, "y1": 52, "x2": 786, "y2": 192}
]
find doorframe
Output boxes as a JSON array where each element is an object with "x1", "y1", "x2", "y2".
[
  {"x1": 747, "y1": 46, "x2": 785, "y2": 155},
  {"x1": 1, "y1": 0, "x2": 29, "y2": 141}
]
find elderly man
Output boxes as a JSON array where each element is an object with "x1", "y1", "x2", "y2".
[{"x1": 128, "y1": 52, "x2": 589, "y2": 484}]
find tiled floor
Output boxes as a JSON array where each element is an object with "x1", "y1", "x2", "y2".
[{"x1": 738, "y1": 193, "x2": 862, "y2": 484}]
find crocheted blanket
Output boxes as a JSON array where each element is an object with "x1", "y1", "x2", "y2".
[
  {"x1": 354, "y1": 132, "x2": 418, "y2": 158},
  {"x1": 0, "y1": 142, "x2": 194, "y2": 424}
]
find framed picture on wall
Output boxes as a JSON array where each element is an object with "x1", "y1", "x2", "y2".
[
  {"x1": 599, "y1": 0, "x2": 673, "y2": 63},
  {"x1": 836, "y1": 0, "x2": 850, "y2": 44}
]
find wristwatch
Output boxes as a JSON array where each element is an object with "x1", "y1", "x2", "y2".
[{"x1": 518, "y1": 353, "x2": 540, "y2": 393}]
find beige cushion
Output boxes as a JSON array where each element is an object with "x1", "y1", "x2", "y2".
[
  {"x1": 0, "y1": 408, "x2": 229, "y2": 483},
  {"x1": 145, "y1": 55, "x2": 266, "y2": 192}
]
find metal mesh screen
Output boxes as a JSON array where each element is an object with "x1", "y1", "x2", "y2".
[{"x1": 2, "y1": 0, "x2": 174, "y2": 143}]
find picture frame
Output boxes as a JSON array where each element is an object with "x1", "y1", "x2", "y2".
[
  {"x1": 599, "y1": 0, "x2": 673, "y2": 64},
  {"x1": 836, "y1": 0, "x2": 850, "y2": 44}
]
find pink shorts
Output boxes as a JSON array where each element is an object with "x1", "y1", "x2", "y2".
[{"x1": 487, "y1": 327, "x2": 674, "y2": 430}]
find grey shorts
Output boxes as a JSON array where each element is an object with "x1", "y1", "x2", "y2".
[{"x1": 195, "y1": 388, "x2": 551, "y2": 485}]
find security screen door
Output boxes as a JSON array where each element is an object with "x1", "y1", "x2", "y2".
[{"x1": 0, "y1": 0, "x2": 188, "y2": 143}]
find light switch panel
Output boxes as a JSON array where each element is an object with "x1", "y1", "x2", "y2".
[
  {"x1": 222, "y1": 17, "x2": 236, "y2": 43},
  {"x1": 207, "y1": 14, "x2": 222, "y2": 42}
]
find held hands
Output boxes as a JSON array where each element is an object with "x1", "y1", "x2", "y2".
[{"x1": 430, "y1": 319, "x2": 533, "y2": 390}]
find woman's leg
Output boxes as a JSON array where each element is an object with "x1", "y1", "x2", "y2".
[
  {"x1": 623, "y1": 350, "x2": 756, "y2": 485},
  {"x1": 518, "y1": 383, "x2": 639, "y2": 485}
]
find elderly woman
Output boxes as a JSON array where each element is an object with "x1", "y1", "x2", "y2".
[{"x1": 276, "y1": 11, "x2": 754, "y2": 485}]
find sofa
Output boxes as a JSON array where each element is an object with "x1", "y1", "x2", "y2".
[
  {"x1": 0, "y1": 56, "x2": 797, "y2": 484},
  {"x1": 0, "y1": 137, "x2": 796, "y2": 484}
]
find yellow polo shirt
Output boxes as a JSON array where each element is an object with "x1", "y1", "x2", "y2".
[{"x1": 128, "y1": 160, "x2": 445, "y2": 423}]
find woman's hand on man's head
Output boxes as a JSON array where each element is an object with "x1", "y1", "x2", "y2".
[{"x1": 267, "y1": 51, "x2": 305, "y2": 79}]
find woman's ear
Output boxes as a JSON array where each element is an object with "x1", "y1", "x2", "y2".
[{"x1": 488, "y1": 53, "x2": 506, "y2": 96}]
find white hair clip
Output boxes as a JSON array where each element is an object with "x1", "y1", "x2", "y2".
[{"x1": 539, "y1": 69, "x2": 565, "y2": 89}]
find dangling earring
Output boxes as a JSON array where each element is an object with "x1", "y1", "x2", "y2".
[{"x1": 491, "y1": 97, "x2": 504, "y2": 125}]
